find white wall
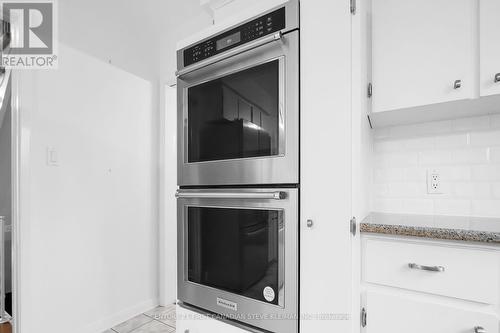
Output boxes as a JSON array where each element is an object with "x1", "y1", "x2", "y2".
[
  {"x1": 372, "y1": 114, "x2": 500, "y2": 217},
  {"x1": 17, "y1": 44, "x2": 158, "y2": 333},
  {"x1": 59, "y1": 0, "x2": 162, "y2": 82}
]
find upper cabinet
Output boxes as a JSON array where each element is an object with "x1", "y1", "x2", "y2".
[
  {"x1": 371, "y1": 0, "x2": 475, "y2": 113},
  {"x1": 480, "y1": 0, "x2": 500, "y2": 97}
]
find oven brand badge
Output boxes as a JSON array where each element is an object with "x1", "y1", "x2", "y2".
[
  {"x1": 216, "y1": 297, "x2": 238, "y2": 311},
  {"x1": 263, "y1": 286, "x2": 275, "y2": 302}
]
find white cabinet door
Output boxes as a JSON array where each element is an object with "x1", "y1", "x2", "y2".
[
  {"x1": 480, "y1": 0, "x2": 500, "y2": 97},
  {"x1": 300, "y1": 0, "x2": 353, "y2": 332},
  {"x1": 365, "y1": 291, "x2": 499, "y2": 333},
  {"x1": 371, "y1": 0, "x2": 475, "y2": 113}
]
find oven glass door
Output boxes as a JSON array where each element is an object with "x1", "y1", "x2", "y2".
[
  {"x1": 187, "y1": 60, "x2": 281, "y2": 163},
  {"x1": 178, "y1": 31, "x2": 298, "y2": 186},
  {"x1": 187, "y1": 206, "x2": 283, "y2": 305}
]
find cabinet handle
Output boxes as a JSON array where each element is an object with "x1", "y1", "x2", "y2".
[
  {"x1": 495, "y1": 73, "x2": 500, "y2": 83},
  {"x1": 454, "y1": 80, "x2": 462, "y2": 89},
  {"x1": 408, "y1": 263, "x2": 445, "y2": 272},
  {"x1": 475, "y1": 326, "x2": 486, "y2": 333},
  {"x1": 306, "y1": 219, "x2": 314, "y2": 228}
]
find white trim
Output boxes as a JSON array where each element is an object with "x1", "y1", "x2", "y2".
[{"x1": 11, "y1": 69, "x2": 28, "y2": 333}]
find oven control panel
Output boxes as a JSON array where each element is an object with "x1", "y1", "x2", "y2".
[{"x1": 183, "y1": 7, "x2": 286, "y2": 67}]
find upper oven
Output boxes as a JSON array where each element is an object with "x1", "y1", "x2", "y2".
[{"x1": 176, "y1": 2, "x2": 299, "y2": 186}]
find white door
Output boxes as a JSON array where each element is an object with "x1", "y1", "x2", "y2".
[
  {"x1": 300, "y1": 0, "x2": 353, "y2": 332},
  {"x1": 371, "y1": 0, "x2": 475, "y2": 113},
  {"x1": 364, "y1": 291, "x2": 499, "y2": 333},
  {"x1": 480, "y1": 0, "x2": 500, "y2": 97}
]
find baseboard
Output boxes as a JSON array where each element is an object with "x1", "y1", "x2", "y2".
[{"x1": 77, "y1": 298, "x2": 159, "y2": 333}]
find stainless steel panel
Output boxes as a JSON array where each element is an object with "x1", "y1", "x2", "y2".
[
  {"x1": 176, "y1": 32, "x2": 283, "y2": 77},
  {"x1": 176, "y1": 0, "x2": 299, "y2": 72},
  {"x1": 177, "y1": 188, "x2": 298, "y2": 333},
  {"x1": 176, "y1": 189, "x2": 287, "y2": 200},
  {"x1": 177, "y1": 31, "x2": 299, "y2": 186}
]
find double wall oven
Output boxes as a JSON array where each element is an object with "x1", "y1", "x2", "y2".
[{"x1": 176, "y1": 2, "x2": 299, "y2": 332}]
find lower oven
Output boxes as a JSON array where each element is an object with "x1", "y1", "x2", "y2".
[{"x1": 177, "y1": 188, "x2": 298, "y2": 333}]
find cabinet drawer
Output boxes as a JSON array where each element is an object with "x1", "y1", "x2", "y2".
[
  {"x1": 363, "y1": 239, "x2": 500, "y2": 304},
  {"x1": 365, "y1": 291, "x2": 499, "y2": 333}
]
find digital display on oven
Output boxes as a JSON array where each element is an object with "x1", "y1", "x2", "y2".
[{"x1": 216, "y1": 32, "x2": 241, "y2": 51}]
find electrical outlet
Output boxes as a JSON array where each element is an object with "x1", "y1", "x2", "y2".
[{"x1": 427, "y1": 169, "x2": 442, "y2": 194}]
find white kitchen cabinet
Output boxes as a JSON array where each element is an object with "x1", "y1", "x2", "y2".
[
  {"x1": 371, "y1": 0, "x2": 475, "y2": 113},
  {"x1": 364, "y1": 291, "x2": 499, "y2": 333},
  {"x1": 300, "y1": 0, "x2": 354, "y2": 332},
  {"x1": 363, "y1": 239, "x2": 500, "y2": 304},
  {"x1": 480, "y1": 0, "x2": 500, "y2": 97},
  {"x1": 361, "y1": 235, "x2": 500, "y2": 333}
]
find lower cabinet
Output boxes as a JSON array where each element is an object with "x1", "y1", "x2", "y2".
[
  {"x1": 361, "y1": 236, "x2": 500, "y2": 333},
  {"x1": 176, "y1": 305, "x2": 250, "y2": 333},
  {"x1": 364, "y1": 291, "x2": 498, "y2": 333}
]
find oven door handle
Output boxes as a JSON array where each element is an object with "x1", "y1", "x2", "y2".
[
  {"x1": 176, "y1": 32, "x2": 283, "y2": 77},
  {"x1": 175, "y1": 190, "x2": 286, "y2": 200}
]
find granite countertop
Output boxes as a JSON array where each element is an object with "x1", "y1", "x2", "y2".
[{"x1": 360, "y1": 213, "x2": 500, "y2": 244}]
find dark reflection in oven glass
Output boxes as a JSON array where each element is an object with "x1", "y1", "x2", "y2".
[
  {"x1": 187, "y1": 60, "x2": 280, "y2": 163},
  {"x1": 187, "y1": 207, "x2": 282, "y2": 305}
]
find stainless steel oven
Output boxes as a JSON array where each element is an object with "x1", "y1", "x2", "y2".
[
  {"x1": 176, "y1": 1, "x2": 299, "y2": 186},
  {"x1": 177, "y1": 188, "x2": 298, "y2": 333}
]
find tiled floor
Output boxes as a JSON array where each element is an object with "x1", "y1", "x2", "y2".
[{"x1": 103, "y1": 304, "x2": 176, "y2": 333}]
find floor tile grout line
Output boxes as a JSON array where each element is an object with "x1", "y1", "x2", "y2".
[
  {"x1": 109, "y1": 306, "x2": 177, "y2": 333},
  {"x1": 151, "y1": 318, "x2": 176, "y2": 329},
  {"x1": 125, "y1": 317, "x2": 156, "y2": 333}
]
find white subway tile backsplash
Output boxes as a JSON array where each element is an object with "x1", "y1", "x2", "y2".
[
  {"x1": 373, "y1": 198, "x2": 404, "y2": 213},
  {"x1": 374, "y1": 168, "x2": 404, "y2": 183},
  {"x1": 434, "y1": 199, "x2": 471, "y2": 216},
  {"x1": 490, "y1": 147, "x2": 500, "y2": 164},
  {"x1": 491, "y1": 114, "x2": 500, "y2": 129},
  {"x1": 375, "y1": 152, "x2": 418, "y2": 167},
  {"x1": 438, "y1": 166, "x2": 471, "y2": 181},
  {"x1": 418, "y1": 151, "x2": 453, "y2": 165},
  {"x1": 374, "y1": 140, "x2": 403, "y2": 153},
  {"x1": 404, "y1": 167, "x2": 427, "y2": 182},
  {"x1": 492, "y1": 183, "x2": 500, "y2": 199},
  {"x1": 373, "y1": 184, "x2": 389, "y2": 197},
  {"x1": 403, "y1": 137, "x2": 435, "y2": 150},
  {"x1": 452, "y1": 115, "x2": 490, "y2": 132},
  {"x1": 388, "y1": 183, "x2": 421, "y2": 198},
  {"x1": 471, "y1": 200, "x2": 500, "y2": 218},
  {"x1": 390, "y1": 120, "x2": 452, "y2": 139},
  {"x1": 373, "y1": 115, "x2": 500, "y2": 217},
  {"x1": 469, "y1": 130, "x2": 500, "y2": 147},
  {"x1": 453, "y1": 182, "x2": 491, "y2": 199},
  {"x1": 402, "y1": 199, "x2": 434, "y2": 214},
  {"x1": 452, "y1": 148, "x2": 489, "y2": 165},
  {"x1": 435, "y1": 134, "x2": 468, "y2": 149},
  {"x1": 471, "y1": 165, "x2": 500, "y2": 181}
]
